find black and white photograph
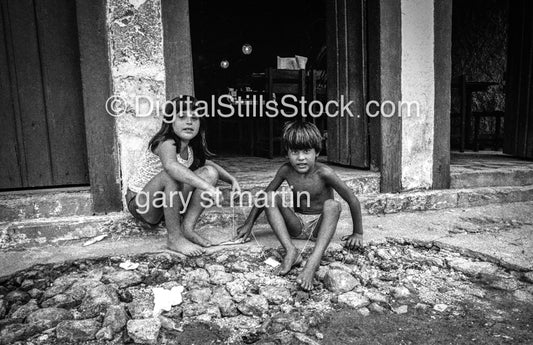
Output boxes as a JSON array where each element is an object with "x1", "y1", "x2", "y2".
[{"x1": 0, "y1": 0, "x2": 532, "y2": 343}]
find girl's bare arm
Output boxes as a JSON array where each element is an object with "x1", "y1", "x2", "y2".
[
  {"x1": 205, "y1": 159, "x2": 236, "y2": 185},
  {"x1": 157, "y1": 140, "x2": 215, "y2": 192}
]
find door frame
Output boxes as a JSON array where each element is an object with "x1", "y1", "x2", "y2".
[
  {"x1": 75, "y1": 0, "x2": 122, "y2": 213},
  {"x1": 0, "y1": 0, "x2": 121, "y2": 212},
  {"x1": 326, "y1": 0, "x2": 369, "y2": 169}
]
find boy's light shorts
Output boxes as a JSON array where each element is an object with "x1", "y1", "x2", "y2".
[{"x1": 292, "y1": 213, "x2": 321, "y2": 241}]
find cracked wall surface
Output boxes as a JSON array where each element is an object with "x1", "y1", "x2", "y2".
[{"x1": 107, "y1": 0, "x2": 166, "y2": 200}]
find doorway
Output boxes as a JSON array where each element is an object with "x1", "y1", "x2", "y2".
[
  {"x1": 451, "y1": 0, "x2": 533, "y2": 160},
  {"x1": 189, "y1": 0, "x2": 370, "y2": 168},
  {"x1": 0, "y1": 0, "x2": 89, "y2": 190}
]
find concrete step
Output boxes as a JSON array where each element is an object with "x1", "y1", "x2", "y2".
[
  {"x1": 451, "y1": 166, "x2": 533, "y2": 189},
  {"x1": 0, "y1": 188, "x2": 93, "y2": 222},
  {"x1": 361, "y1": 184, "x2": 533, "y2": 214},
  {"x1": 3, "y1": 184, "x2": 533, "y2": 250},
  {"x1": 0, "y1": 174, "x2": 380, "y2": 222}
]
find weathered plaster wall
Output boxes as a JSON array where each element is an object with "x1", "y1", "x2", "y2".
[
  {"x1": 107, "y1": 0, "x2": 166, "y2": 201},
  {"x1": 401, "y1": 0, "x2": 435, "y2": 190}
]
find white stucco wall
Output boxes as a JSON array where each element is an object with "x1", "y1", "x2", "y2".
[{"x1": 401, "y1": 0, "x2": 435, "y2": 190}]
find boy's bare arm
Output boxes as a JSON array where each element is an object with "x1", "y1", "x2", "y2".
[
  {"x1": 235, "y1": 164, "x2": 289, "y2": 240},
  {"x1": 321, "y1": 167, "x2": 363, "y2": 248}
]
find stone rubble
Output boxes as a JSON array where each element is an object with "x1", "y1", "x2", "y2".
[{"x1": 0, "y1": 240, "x2": 530, "y2": 344}]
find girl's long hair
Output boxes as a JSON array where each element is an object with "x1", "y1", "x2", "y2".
[{"x1": 148, "y1": 95, "x2": 213, "y2": 170}]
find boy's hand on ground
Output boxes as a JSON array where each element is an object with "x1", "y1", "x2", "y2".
[
  {"x1": 235, "y1": 223, "x2": 252, "y2": 241},
  {"x1": 342, "y1": 233, "x2": 363, "y2": 250}
]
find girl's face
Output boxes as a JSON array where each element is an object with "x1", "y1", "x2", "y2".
[{"x1": 172, "y1": 110, "x2": 200, "y2": 141}]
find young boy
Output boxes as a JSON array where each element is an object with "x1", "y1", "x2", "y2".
[{"x1": 236, "y1": 121, "x2": 363, "y2": 290}]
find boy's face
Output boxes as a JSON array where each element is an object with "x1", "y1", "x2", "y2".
[{"x1": 287, "y1": 148, "x2": 318, "y2": 173}]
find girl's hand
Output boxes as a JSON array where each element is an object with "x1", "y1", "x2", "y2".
[
  {"x1": 204, "y1": 186, "x2": 223, "y2": 204},
  {"x1": 231, "y1": 179, "x2": 241, "y2": 195},
  {"x1": 342, "y1": 233, "x2": 363, "y2": 250}
]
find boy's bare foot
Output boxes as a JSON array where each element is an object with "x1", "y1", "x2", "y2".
[
  {"x1": 275, "y1": 247, "x2": 301, "y2": 276},
  {"x1": 167, "y1": 235, "x2": 205, "y2": 256},
  {"x1": 183, "y1": 229, "x2": 212, "y2": 247},
  {"x1": 296, "y1": 253, "x2": 322, "y2": 290},
  {"x1": 296, "y1": 266, "x2": 317, "y2": 291}
]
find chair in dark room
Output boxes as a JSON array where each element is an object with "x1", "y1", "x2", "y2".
[{"x1": 253, "y1": 68, "x2": 307, "y2": 158}]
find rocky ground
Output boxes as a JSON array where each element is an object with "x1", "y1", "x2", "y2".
[{"x1": 1, "y1": 238, "x2": 532, "y2": 345}]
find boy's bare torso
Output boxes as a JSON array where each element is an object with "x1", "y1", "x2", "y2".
[{"x1": 281, "y1": 162, "x2": 334, "y2": 215}]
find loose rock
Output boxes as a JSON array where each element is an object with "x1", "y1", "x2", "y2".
[
  {"x1": 101, "y1": 305, "x2": 128, "y2": 333},
  {"x1": 127, "y1": 318, "x2": 161, "y2": 344},
  {"x1": 0, "y1": 300, "x2": 6, "y2": 319},
  {"x1": 433, "y1": 304, "x2": 448, "y2": 312},
  {"x1": 393, "y1": 305, "x2": 408, "y2": 314},
  {"x1": 210, "y1": 271, "x2": 234, "y2": 285},
  {"x1": 188, "y1": 287, "x2": 212, "y2": 304},
  {"x1": 42, "y1": 276, "x2": 77, "y2": 299},
  {"x1": 392, "y1": 286, "x2": 411, "y2": 299},
  {"x1": 56, "y1": 319, "x2": 101, "y2": 341},
  {"x1": 358, "y1": 307, "x2": 371, "y2": 316},
  {"x1": 10, "y1": 299, "x2": 38, "y2": 320},
  {"x1": 216, "y1": 296, "x2": 239, "y2": 317},
  {"x1": 78, "y1": 284, "x2": 119, "y2": 318},
  {"x1": 4, "y1": 290, "x2": 30, "y2": 306},
  {"x1": 446, "y1": 258, "x2": 498, "y2": 277},
  {"x1": 324, "y1": 269, "x2": 358, "y2": 293},
  {"x1": 183, "y1": 269, "x2": 210, "y2": 286},
  {"x1": 365, "y1": 291, "x2": 388, "y2": 304},
  {"x1": 103, "y1": 270, "x2": 142, "y2": 288},
  {"x1": 513, "y1": 290, "x2": 533, "y2": 303},
  {"x1": 522, "y1": 271, "x2": 533, "y2": 284},
  {"x1": 128, "y1": 296, "x2": 155, "y2": 319},
  {"x1": 0, "y1": 322, "x2": 44, "y2": 344},
  {"x1": 337, "y1": 292, "x2": 370, "y2": 309},
  {"x1": 489, "y1": 278, "x2": 519, "y2": 291},
  {"x1": 288, "y1": 319, "x2": 309, "y2": 333},
  {"x1": 238, "y1": 295, "x2": 269, "y2": 316},
  {"x1": 26, "y1": 308, "x2": 73, "y2": 328},
  {"x1": 368, "y1": 302, "x2": 386, "y2": 314},
  {"x1": 226, "y1": 279, "x2": 249, "y2": 297},
  {"x1": 259, "y1": 286, "x2": 292, "y2": 305},
  {"x1": 205, "y1": 264, "x2": 225, "y2": 276},
  {"x1": 41, "y1": 293, "x2": 79, "y2": 309},
  {"x1": 315, "y1": 266, "x2": 329, "y2": 281}
]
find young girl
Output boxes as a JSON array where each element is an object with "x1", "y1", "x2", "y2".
[{"x1": 127, "y1": 95, "x2": 240, "y2": 256}]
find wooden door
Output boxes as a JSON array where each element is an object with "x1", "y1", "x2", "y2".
[
  {"x1": 326, "y1": 0, "x2": 369, "y2": 168},
  {"x1": 504, "y1": 0, "x2": 533, "y2": 159},
  {"x1": 0, "y1": 0, "x2": 88, "y2": 189}
]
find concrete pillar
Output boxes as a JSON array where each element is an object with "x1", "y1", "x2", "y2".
[
  {"x1": 397, "y1": 0, "x2": 451, "y2": 191},
  {"x1": 107, "y1": 0, "x2": 166, "y2": 199},
  {"x1": 400, "y1": 0, "x2": 435, "y2": 190}
]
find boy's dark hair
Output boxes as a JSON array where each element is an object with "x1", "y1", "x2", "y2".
[
  {"x1": 148, "y1": 95, "x2": 213, "y2": 169},
  {"x1": 282, "y1": 121, "x2": 322, "y2": 153}
]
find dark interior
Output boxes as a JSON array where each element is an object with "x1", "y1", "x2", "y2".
[{"x1": 190, "y1": 0, "x2": 327, "y2": 155}]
